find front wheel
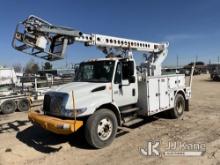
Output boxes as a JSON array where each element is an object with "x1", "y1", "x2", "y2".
[
  {"x1": 169, "y1": 94, "x2": 185, "y2": 119},
  {"x1": 85, "y1": 109, "x2": 118, "y2": 149}
]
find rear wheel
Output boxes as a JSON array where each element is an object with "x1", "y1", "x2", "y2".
[
  {"x1": 169, "y1": 94, "x2": 185, "y2": 119},
  {"x1": 1, "y1": 100, "x2": 16, "y2": 114},
  {"x1": 85, "y1": 109, "x2": 118, "y2": 149},
  {"x1": 17, "y1": 98, "x2": 30, "y2": 112}
]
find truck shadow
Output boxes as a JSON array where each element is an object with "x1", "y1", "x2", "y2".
[
  {"x1": 16, "y1": 125, "x2": 91, "y2": 153},
  {"x1": 202, "y1": 79, "x2": 220, "y2": 82}
]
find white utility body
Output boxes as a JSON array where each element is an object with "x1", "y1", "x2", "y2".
[
  {"x1": 138, "y1": 74, "x2": 190, "y2": 116},
  {"x1": 12, "y1": 15, "x2": 192, "y2": 149}
]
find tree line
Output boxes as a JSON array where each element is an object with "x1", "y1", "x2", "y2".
[{"x1": 12, "y1": 59, "x2": 52, "y2": 74}]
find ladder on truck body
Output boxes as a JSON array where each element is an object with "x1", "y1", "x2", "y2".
[{"x1": 12, "y1": 15, "x2": 168, "y2": 76}]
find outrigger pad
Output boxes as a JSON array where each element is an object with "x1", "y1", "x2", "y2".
[{"x1": 12, "y1": 15, "x2": 82, "y2": 61}]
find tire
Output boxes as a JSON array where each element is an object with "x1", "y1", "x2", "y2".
[
  {"x1": 1, "y1": 100, "x2": 16, "y2": 114},
  {"x1": 169, "y1": 94, "x2": 185, "y2": 119},
  {"x1": 17, "y1": 99, "x2": 30, "y2": 112},
  {"x1": 85, "y1": 109, "x2": 118, "y2": 149}
]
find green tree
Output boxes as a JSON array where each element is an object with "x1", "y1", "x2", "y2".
[
  {"x1": 43, "y1": 62, "x2": 52, "y2": 70},
  {"x1": 24, "y1": 59, "x2": 40, "y2": 74},
  {"x1": 13, "y1": 63, "x2": 22, "y2": 72}
]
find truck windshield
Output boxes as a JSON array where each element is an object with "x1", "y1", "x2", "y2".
[{"x1": 74, "y1": 61, "x2": 115, "y2": 83}]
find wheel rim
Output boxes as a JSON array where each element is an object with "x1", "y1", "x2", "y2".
[
  {"x1": 5, "y1": 103, "x2": 13, "y2": 112},
  {"x1": 176, "y1": 101, "x2": 183, "y2": 114},
  {"x1": 3, "y1": 102, "x2": 14, "y2": 113},
  {"x1": 97, "y1": 118, "x2": 113, "y2": 141}
]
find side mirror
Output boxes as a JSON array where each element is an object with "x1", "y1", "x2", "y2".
[{"x1": 129, "y1": 75, "x2": 136, "y2": 83}]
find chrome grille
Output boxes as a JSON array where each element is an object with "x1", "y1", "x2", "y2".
[
  {"x1": 50, "y1": 95, "x2": 63, "y2": 114},
  {"x1": 43, "y1": 94, "x2": 51, "y2": 112},
  {"x1": 43, "y1": 93, "x2": 66, "y2": 115}
]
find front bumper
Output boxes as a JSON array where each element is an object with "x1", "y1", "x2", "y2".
[{"x1": 28, "y1": 111, "x2": 83, "y2": 135}]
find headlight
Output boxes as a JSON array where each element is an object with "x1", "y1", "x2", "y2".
[
  {"x1": 74, "y1": 107, "x2": 87, "y2": 115},
  {"x1": 61, "y1": 107, "x2": 87, "y2": 117}
]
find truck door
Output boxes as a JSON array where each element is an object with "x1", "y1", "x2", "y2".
[{"x1": 112, "y1": 61, "x2": 138, "y2": 107}]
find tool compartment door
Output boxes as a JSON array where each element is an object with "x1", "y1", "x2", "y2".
[
  {"x1": 177, "y1": 75, "x2": 185, "y2": 87},
  {"x1": 159, "y1": 78, "x2": 169, "y2": 110},
  {"x1": 147, "y1": 78, "x2": 159, "y2": 115}
]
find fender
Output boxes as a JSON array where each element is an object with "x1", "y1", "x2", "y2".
[
  {"x1": 174, "y1": 89, "x2": 189, "y2": 111},
  {"x1": 95, "y1": 102, "x2": 122, "y2": 126},
  {"x1": 174, "y1": 89, "x2": 187, "y2": 100},
  {"x1": 77, "y1": 97, "x2": 122, "y2": 125},
  {"x1": 77, "y1": 95, "x2": 113, "y2": 116}
]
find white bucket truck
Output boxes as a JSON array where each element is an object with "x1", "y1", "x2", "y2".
[{"x1": 12, "y1": 15, "x2": 192, "y2": 148}]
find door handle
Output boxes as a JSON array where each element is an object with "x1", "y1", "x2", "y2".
[
  {"x1": 114, "y1": 90, "x2": 119, "y2": 94},
  {"x1": 132, "y1": 88, "x2": 135, "y2": 96}
]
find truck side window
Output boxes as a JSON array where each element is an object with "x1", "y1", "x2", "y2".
[
  {"x1": 114, "y1": 62, "x2": 122, "y2": 84},
  {"x1": 122, "y1": 61, "x2": 134, "y2": 80}
]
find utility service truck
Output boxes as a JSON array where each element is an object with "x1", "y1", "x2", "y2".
[{"x1": 12, "y1": 15, "x2": 192, "y2": 148}]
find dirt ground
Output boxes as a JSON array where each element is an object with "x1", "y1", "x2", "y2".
[{"x1": 0, "y1": 74, "x2": 219, "y2": 165}]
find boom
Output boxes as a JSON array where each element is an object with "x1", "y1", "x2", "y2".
[{"x1": 12, "y1": 15, "x2": 168, "y2": 76}]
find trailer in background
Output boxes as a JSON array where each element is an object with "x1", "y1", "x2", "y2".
[
  {"x1": 208, "y1": 64, "x2": 220, "y2": 80},
  {"x1": 0, "y1": 67, "x2": 75, "y2": 114}
]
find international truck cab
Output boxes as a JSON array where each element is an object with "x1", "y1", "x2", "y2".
[
  {"x1": 42, "y1": 58, "x2": 136, "y2": 117},
  {"x1": 13, "y1": 15, "x2": 193, "y2": 148}
]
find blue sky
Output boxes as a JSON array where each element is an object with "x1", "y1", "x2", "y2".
[{"x1": 0, "y1": 0, "x2": 220, "y2": 68}]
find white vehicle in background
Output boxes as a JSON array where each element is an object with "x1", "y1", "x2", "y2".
[
  {"x1": 0, "y1": 67, "x2": 17, "y2": 83},
  {"x1": 0, "y1": 67, "x2": 31, "y2": 114},
  {"x1": 12, "y1": 15, "x2": 193, "y2": 148}
]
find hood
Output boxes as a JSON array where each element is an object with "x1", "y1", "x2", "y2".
[
  {"x1": 45, "y1": 81, "x2": 113, "y2": 117},
  {"x1": 51, "y1": 82, "x2": 109, "y2": 95}
]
